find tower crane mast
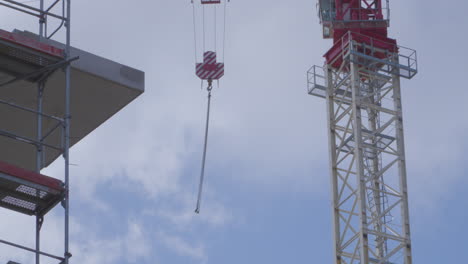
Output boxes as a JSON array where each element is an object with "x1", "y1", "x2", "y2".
[{"x1": 308, "y1": 1, "x2": 418, "y2": 263}]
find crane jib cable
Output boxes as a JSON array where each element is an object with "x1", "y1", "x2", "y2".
[{"x1": 195, "y1": 81, "x2": 213, "y2": 214}]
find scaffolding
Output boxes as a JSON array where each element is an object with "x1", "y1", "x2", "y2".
[
  {"x1": 0, "y1": 1, "x2": 147, "y2": 264},
  {"x1": 308, "y1": 30, "x2": 417, "y2": 264},
  {"x1": 0, "y1": 0, "x2": 71, "y2": 263},
  {"x1": 0, "y1": 1, "x2": 72, "y2": 264}
]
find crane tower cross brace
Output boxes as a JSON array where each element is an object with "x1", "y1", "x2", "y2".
[{"x1": 308, "y1": 1, "x2": 418, "y2": 263}]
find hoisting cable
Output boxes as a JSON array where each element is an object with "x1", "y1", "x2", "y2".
[
  {"x1": 214, "y1": 5, "x2": 217, "y2": 54},
  {"x1": 222, "y1": 0, "x2": 227, "y2": 61},
  {"x1": 191, "y1": 0, "x2": 198, "y2": 63},
  {"x1": 195, "y1": 80, "x2": 213, "y2": 214},
  {"x1": 202, "y1": 5, "x2": 206, "y2": 52}
]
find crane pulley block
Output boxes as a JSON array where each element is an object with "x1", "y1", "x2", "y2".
[{"x1": 196, "y1": 51, "x2": 224, "y2": 81}]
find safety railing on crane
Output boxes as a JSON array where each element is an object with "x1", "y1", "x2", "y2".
[
  {"x1": 335, "y1": 7, "x2": 390, "y2": 22},
  {"x1": 324, "y1": 31, "x2": 418, "y2": 79},
  {"x1": 307, "y1": 65, "x2": 353, "y2": 101},
  {"x1": 347, "y1": 32, "x2": 417, "y2": 79},
  {"x1": 307, "y1": 65, "x2": 327, "y2": 98},
  {"x1": 318, "y1": 0, "x2": 390, "y2": 24}
]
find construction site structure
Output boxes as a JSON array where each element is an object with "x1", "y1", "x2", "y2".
[
  {"x1": 308, "y1": 1, "x2": 417, "y2": 263},
  {"x1": 0, "y1": 1, "x2": 144, "y2": 264}
]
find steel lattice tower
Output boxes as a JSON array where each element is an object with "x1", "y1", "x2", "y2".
[{"x1": 308, "y1": 1, "x2": 418, "y2": 263}]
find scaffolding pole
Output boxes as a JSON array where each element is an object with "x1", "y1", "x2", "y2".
[
  {"x1": 64, "y1": 1, "x2": 71, "y2": 263},
  {"x1": 36, "y1": 1, "x2": 45, "y2": 263}
]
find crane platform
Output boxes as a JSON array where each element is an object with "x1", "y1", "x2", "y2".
[
  {"x1": 0, "y1": 160, "x2": 64, "y2": 216},
  {"x1": 0, "y1": 29, "x2": 145, "y2": 172}
]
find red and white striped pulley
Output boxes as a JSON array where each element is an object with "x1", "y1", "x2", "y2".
[{"x1": 196, "y1": 51, "x2": 224, "y2": 80}]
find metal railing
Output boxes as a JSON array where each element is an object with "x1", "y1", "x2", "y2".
[
  {"x1": 320, "y1": 7, "x2": 390, "y2": 24},
  {"x1": 0, "y1": 0, "x2": 67, "y2": 39},
  {"x1": 307, "y1": 65, "x2": 327, "y2": 98},
  {"x1": 336, "y1": 7, "x2": 389, "y2": 22},
  {"x1": 307, "y1": 31, "x2": 418, "y2": 99},
  {"x1": 332, "y1": 31, "x2": 418, "y2": 79}
]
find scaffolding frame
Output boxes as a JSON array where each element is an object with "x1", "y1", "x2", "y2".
[
  {"x1": 0, "y1": 1, "x2": 72, "y2": 264},
  {"x1": 308, "y1": 31, "x2": 417, "y2": 264}
]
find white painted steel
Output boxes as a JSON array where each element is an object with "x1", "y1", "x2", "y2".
[{"x1": 310, "y1": 38, "x2": 416, "y2": 264}]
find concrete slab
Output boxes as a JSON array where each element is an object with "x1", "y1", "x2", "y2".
[{"x1": 0, "y1": 30, "x2": 144, "y2": 171}]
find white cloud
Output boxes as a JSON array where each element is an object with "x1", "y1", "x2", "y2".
[
  {"x1": 42, "y1": 94, "x2": 191, "y2": 208},
  {"x1": 158, "y1": 231, "x2": 206, "y2": 261},
  {"x1": 0, "y1": 210, "x2": 36, "y2": 264},
  {"x1": 154, "y1": 194, "x2": 233, "y2": 229},
  {"x1": 0, "y1": 209, "x2": 152, "y2": 264},
  {"x1": 70, "y1": 219, "x2": 151, "y2": 264},
  {"x1": 125, "y1": 221, "x2": 152, "y2": 263}
]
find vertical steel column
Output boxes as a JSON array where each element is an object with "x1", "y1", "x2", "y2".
[
  {"x1": 39, "y1": 0, "x2": 45, "y2": 38},
  {"x1": 35, "y1": 82, "x2": 43, "y2": 264},
  {"x1": 325, "y1": 67, "x2": 341, "y2": 264},
  {"x1": 64, "y1": 1, "x2": 71, "y2": 263},
  {"x1": 36, "y1": 82, "x2": 44, "y2": 173},
  {"x1": 323, "y1": 60, "x2": 362, "y2": 263},
  {"x1": 349, "y1": 57, "x2": 370, "y2": 264},
  {"x1": 36, "y1": 2, "x2": 45, "y2": 263},
  {"x1": 367, "y1": 81, "x2": 385, "y2": 259},
  {"x1": 392, "y1": 66, "x2": 412, "y2": 264}
]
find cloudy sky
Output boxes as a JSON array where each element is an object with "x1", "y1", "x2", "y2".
[{"x1": 1, "y1": 0, "x2": 468, "y2": 263}]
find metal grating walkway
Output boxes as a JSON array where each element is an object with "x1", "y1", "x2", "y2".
[{"x1": 0, "y1": 161, "x2": 64, "y2": 216}]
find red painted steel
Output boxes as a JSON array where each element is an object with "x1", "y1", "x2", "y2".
[
  {"x1": 335, "y1": 0, "x2": 383, "y2": 21},
  {"x1": 201, "y1": 0, "x2": 221, "y2": 4},
  {"x1": 324, "y1": 0, "x2": 396, "y2": 66},
  {"x1": 0, "y1": 161, "x2": 64, "y2": 192},
  {"x1": 0, "y1": 29, "x2": 64, "y2": 58},
  {"x1": 325, "y1": 32, "x2": 397, "y2": 68},
  {"x1": 196, "y1": 51, "x2": 224, "y2": 80}
]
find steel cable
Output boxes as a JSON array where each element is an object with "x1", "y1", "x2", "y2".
[
  {"x1": 222, "y1": 0, "x2": 227, "y2": 62},
  {"x1": 192, "y1": 1, "x2": 198, "y2": 63},
  {"x1": 195, "y1": 82, "x2": 213, "y2": 214},
  {"x1": 202, "y1": 5, "x2": 206, "y2": 52},
  {"x1": 214, "y1": 4, "x2": 217, "y2": 54}
]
